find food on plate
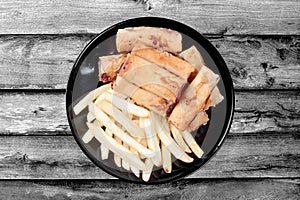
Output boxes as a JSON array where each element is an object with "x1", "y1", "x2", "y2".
[
  {"x1": 168, "y1": 66, "x2": 220, "y2": 130},
  {"x1": 118, "y1": 54, "x2": 186, "y2": 102},
  {"x1": 132, "y1": 47, "x2": 195, "y2": 80},
  {"x1": 73, "y1": 26, "x2": 223, "y2": 182},
  {"x1": 99, "y1": 54, "x2": 127, "y2": 82},
  {"x1": 179, "y1": 45, "x2": 205, "y2": 71},
  {"x1": 116, "y1": 26, "x2": 182, "y2": 53},
  {"x1": 113, "y1": 76, "x2": 175, "y2": 117}
]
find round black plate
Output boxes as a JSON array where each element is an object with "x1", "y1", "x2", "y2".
[{"x1": 66, "y1": 17, "x2": 234, "y2": 184}]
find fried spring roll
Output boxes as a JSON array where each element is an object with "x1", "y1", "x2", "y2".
[
  {"x1": 132, "y1": 48, "x2": 194, "y2": 80},
  {"x1": 113, "y1": 76, "x2": 175, "y2": 117},
  {"x1": 118, "y1": 54, "x2": 186, "y2": 102},
  {"x1": 179, "y1": 45, "x2": 205, "y2": 71},
  {"x1": 116, "y1": 26, "x2": 182, "y2": 53},
  {"x1": 169, "y1": 67, "x2": 219, "y2": 130},
  {"x1": 204, "y1": 86, "x2": 224, "y2": 110},
  {"x1": 186, "y1": 111, "x2": 209, "y2": 132},
  {"x1": 98, "y1": 54, "x2": 127, "y2": 82}
]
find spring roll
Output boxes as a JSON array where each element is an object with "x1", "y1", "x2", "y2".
[
  {"x1": 113, "y1": 76, "x2": 175, "y2": 117},
  {"x1": 169, "y1": 66, "x2": 219, "y2": 130},
  {"x1": 119, "y1": 54, "x2": 186, "y2": 102},
  {"x1": 116, "y1": 26, "x2": 182, "y2": 53},
  {"x1": 132, "y1": 47, "x2": 194, "y2": 80}
]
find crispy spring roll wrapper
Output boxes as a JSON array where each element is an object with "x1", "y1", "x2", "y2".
[
  {"x1": 169, "y1": 66, "x2": 220, "y2": 130},
  {"x1": 186, "y1": 111, "x2": 209, "y2": 132},
  {"x1": 98, "y1": 54, "x2": 127, "y2": 82},
  {"x1": 180, "y1": 45, "x2": 223, "y2": 109},
  {"x1": 179, "y1": 45, "x2": 205, "y2": 82},
  {"x1": 186, "y1": 86, "x2": 224, "y2": 132},
  {"x1": 180, "y1": 46, "x2": 224, "y2": 131},
  {"x1": 179, "y1": 46, "x2": 205, "y2": 71},
  {"x1": 118, "y1": 54, "x2": 186, "y2": 102},
  {"x1": 113, "y1": 76, "x2": 175, "y2": 117},
  {"x1": 116, "y1": 26, "x2": 182, "y2": 53},
  {"x1": 132, "y1": 48, "x2": 194, "y2": 80},
  {"x1": 204, "y1": 86, "x2": 224, "y2": 110}
]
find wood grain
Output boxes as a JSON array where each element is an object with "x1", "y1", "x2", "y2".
[
  {"x1": 0, "y1": 91, "x2": 299, "y2": 135},
  {"x1": 0, "y1": 0, "x2": 299, "y2": 34},
  {"x1": 0, "y1": 133, "x2": 299, "y2": 179},
  {"x1": 0, "y1": 35, "x2": 299, "y2": 90},
  {"x1": 0, "y1": 179, "x2": 299, "y2": 200}
]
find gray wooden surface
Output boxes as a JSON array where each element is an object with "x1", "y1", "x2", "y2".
[{"x1": 0, "y1": 0, "x2": 299, "y2": 199}]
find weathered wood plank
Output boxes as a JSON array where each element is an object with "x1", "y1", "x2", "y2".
[
  {"x1": 0, "y1": 179, "x2": 299, "y2": 200},
  {"x1": 0, "y1": 91, "x2": 299, "y2": 135},
  {"x1": 0, "y1": 133, "x2": 299, "y2": 179},
  {"x1": 0, "y1": 35, "x2": 299, "y2": 90},
  {"x1": 0, "y1": 0, "x2": 299, "y2": 34}
]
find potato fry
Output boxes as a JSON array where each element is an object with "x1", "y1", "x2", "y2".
[
  {"x1": 170, "y1": 124, "x2": 191, "y2": 153},
  {"x1": 88, "y1": 103, "x2": 95, "y2": 115},
  {"x1": 74, "y1": 84, "x2": 110, "y2": 115},
  {"x1": 97, "y1": 100, "x2": 145, "y2": 138},
  {"x1": 122, "y1": 142, "x2": 130, "y2": 170},
  {"x1": 182, "y1": 130, "x2": 204, "y2": 158},
  {"x1": 105, "y1": 92, "x2": 149, "y2": 117},
  {"x1": 140, "y1": 117, "x2": 162, "y2": 167},
  {"x1": 94, "y1": 93, "x2": 106, "y2": 105},
  {"x1": 142, "y1": 158, "x2": 153, "y2": 182},
  {"x1": 94, "y1": 106, "x2": 154, "y2": 158},
  {"x1": 100, "y1": 128, "x2": 112, "y2": 160},
  {"x1": 150, "y1": 112, "x2": 163, "y2": 166},
  {"x1": 114, "y1": 136, "x2": 122, "y2": 167},
  {"x1": 87, "y1": 112, "x2": 95, "y2": 122},
  {"x1": 82, "y1": 130, "x2": 94, "y2": 143},
  {"x1": 130, "y1": 146, "x2": 140, "y2": 178},
  {"x1": 162, "y1": 143, "x2": 172, "y2": 173},
  {"x1": 155, "y1": 115, "x2": 193, "y2": 163},
  {"x1": 87, "y1": 122, "x2": 146, "y2": 170},
  {"x1": 137, "y1": 137, "x2": 147, "y2": 159}
]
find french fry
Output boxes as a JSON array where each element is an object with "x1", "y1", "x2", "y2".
[
  {"x1": 114, "y1": 136, "x2": 122, "y2": 167},
  {"x1": 162, "y1": 143, "x2": 172, "y2": 173},
  {"x1": 105, "y1": 92, "x2": 149, "y2": 117},
  {"x1": 87, "y1": 122, "x2": 147, "y2": 170},
  {"x1": 140, "y1": 117, "x2": 162, "y2": 167},
  {"x1": 93, "y1": 106, "x2": 155, "y2": 158},
  {"x1": 130, "y1": 146, "x2": 140, "y2": 178},
  {"x1": 150, "y1": 112, "x2": 163, "y2": 166},
  {"x1": 170, "y1": 124, "x2": 191, "y2": 153},
  {"x1": 122, "y1": 142, "x2": 130, "y2": 170},
  {"x1": 142, "y1": 158, "x2": 153, "y2": 182},
  {"x1": 100, "y1": 128, "x2": 112, "y2": 160},
  {"x1": 182, "y1": 130, "x2": 204, "y2": 158},
  {"x1": 82, "y1": 130, "x2": 94, "y2": 143},
  {"x1": 137, "y1": 137, "x2": 147, "y2": 159},
  {"x1": 87, "y1": 112, "x2": 95, "y2": 122},
  {"x1": 88, "y1": 103, "x2": 95, "y2": 115},
  {"x1": 97, "y1": 100, "x2": 145, "y2": 138},
  {"x1": 74, "y1": 84, "x2": 110, "y2": 115},
  {"x1": 94, "y1": 93, "x2": 106, "y2": 105},
  {"x1": 155, "y1": 115, "x2": 193, "y2": 163}
]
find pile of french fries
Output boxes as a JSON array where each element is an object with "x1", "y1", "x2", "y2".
[{"x1": 73, "y1": 83, "x2": 204, "y2": 182}]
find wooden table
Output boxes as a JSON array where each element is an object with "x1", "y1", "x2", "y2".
[{"x1": 0, "y1": 0, "x2": 299, "y2": 199}]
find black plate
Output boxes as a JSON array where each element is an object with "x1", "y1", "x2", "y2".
[{"x1": 66, "y1": 17, "x2": 234, "y2": 184}]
